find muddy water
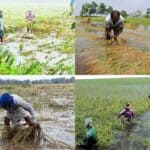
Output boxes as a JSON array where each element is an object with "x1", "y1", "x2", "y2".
[
  {"x1": 76, "y1": 19, "x2": 150, "y2": 74},
  {"x1": 122, "y1": 25, "x2": 150, "y2": 51},
  {"x1": 108, "y1": 111, "x2": 150, "y2": 150},
  {"x1": 76, "y1": 25, "x2": 109, "y2": 74},
  {"x1": 0, "y1": 95, "x2": 75, "y2": 149},
  {"x1": 1, "y1": 31, "x2": 74, "y2": 74}
]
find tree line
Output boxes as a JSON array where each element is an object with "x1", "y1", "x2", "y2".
[
  {"x1": 80, "y1": 1, "x2": 150, "y2": 18},
  {"x1": 0, "y1": 77, "x2": 75, "y2": 85}
]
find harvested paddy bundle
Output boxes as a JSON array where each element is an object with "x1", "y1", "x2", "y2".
[
  {"x1": 1, "y1": 125, "x2": 41, "y2": 144},
  {"x1": 1, "y1": 126, "x2": 71, "y2": 149}
]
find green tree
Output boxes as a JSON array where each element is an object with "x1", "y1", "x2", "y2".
[
  {"x1": 121, "y1": 10, "x2": 128, "y2": 18},
  {"x1": 107, "y1": 6, "x2": 113, "y2": 13},
  {"x1": 91, "y1": 1, "x2": 98, "y2": 9},
  {"x1": 99, "y1": 3, "x2": 106, "y2": 14},
  {"x1": 146, "y1": 8, "x2": 150, "y2": 15}
]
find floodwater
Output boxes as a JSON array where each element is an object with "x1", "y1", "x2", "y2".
[
  {"x1": 76, "y1": 18, "x2": 150, "y2": 74},
  {"x1": 0, "y1": 85, "x2": 75, "y2": 150},
  {"x1": 122, "y1": 25, "x2": 150, "y2": 51},
  {"x1": 108, "y1": 111, "x2": 150, "y2": 150},
  {"x1": 0, "y1": 30, "x2": 74, "y2": 74}
]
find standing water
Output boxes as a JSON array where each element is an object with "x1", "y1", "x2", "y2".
[{"x1": 108, "y1": 111, "x2": 150, "y2": 150}]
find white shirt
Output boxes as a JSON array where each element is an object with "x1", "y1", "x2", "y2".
[
  {"x1": 105, "y1": 14, "x2": 124, "y2": 26},
  {"x1": 5, "y1": 94, "x2": 36, "y2": 126}
]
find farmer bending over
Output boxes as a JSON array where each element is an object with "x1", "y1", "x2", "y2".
[
  {"x1": 78, "y1": 118, "x2": 97, "y2": 150},
  {"x1": 25, "y1": 10, "x2": 36, "y2": 33},
  {"x1": 0, "y1": 10, "x2": 4, "y2": 42},
  {"x1": 118, "y1": 104, "x2": 135, "y2": 122},
  {"x1": 105, "y1": 10, "x2": 124, "y2": 43},
  {"x1": 0, "y1": 93, "x2": 40, "y2": 130}
]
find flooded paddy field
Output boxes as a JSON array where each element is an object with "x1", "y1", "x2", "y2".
[
  {"x1": 76, "y1": 17, "x2": 150, "y2": 75},
  {"x1": 0, "y1": 2, "x2": 75, "y2": 75},
  {"x1": 76, "y1": 78, "x2": 150, "y2": 150},
  {"x1": 0, "y1": 84, "x2": 75, "y2": 149}
]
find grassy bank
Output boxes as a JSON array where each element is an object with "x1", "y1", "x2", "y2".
[
  {"x1": 126, "y1": 17, "x2": 150, "y2": 26},
  {"x1": 77, "y1": 16, "x2": 150, "y2": 26},
  {"x1": 76, "y1": 78, "x2": 150, "y2": 148}
]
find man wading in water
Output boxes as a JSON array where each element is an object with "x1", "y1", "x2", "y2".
[
  {"x1": 77, "y1": 118, "x2": 98, "y2": 150},
  {"x1": 105, "y1": 10, "x2": 124, "y2": 44},
  {"x1": 118, "y1": 104, "x2": 135, "y2": 123},
  {"x1": 0, "y1": 93, "x2": 40, "y2": 135}
]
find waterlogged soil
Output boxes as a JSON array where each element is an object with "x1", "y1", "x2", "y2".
[
  {"x1": 0, "y1": 29, "x2": 74, "y2": 75},
  {"x1": 108, "y1": 111, "x2": 150, "y2": 150},
  {"x1": 0, "y1": 84, "x2": 75, "y2": 149},
  {"x1": 76, "y1": 18, "x2": 150, "y2": 74}
]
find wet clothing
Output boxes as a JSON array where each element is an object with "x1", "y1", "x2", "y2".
[
  {"x1": 5, "y1": 94, "x2": 36, "y2": 126},
  {"x1": 79, "y1": 127, "x2": 97, "y2": 150},
  {"x1": 105, "y1": 14, "x2": 124, "y2": 40},
  {"x1": 0, "y1": 17, "x2": 4, "y2": 38},
  {"x1": 119, "y1": 110, "x2": 134, "y2": 122}
]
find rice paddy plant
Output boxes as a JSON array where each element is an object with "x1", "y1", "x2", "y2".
[
  {"x1": 76, "y1": 78, "x2": 150, "y2": 148},
  {"x1": 0, "y1": 48, "x2": 45, "y2": 74}
]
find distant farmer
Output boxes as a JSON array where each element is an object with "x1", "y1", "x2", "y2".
[
  {"x1": 105, "y1": 10, "x2": 124, "y2": 43},
  {"x1": 70, "y1": 0, "x2": 75, "y2": 15},
  {"x1": 78, "y1": 118, "x2": 97, "y2": 150},
  {"x1": 0, "y1": 10, "x2": 4, "y2": 42},
  {"x1": 118, "y1": 104, "x2": 135, "y2": 122},
  {"x1": 0, "y1": 93, "x2": 40, "y2": 130},
  {"x1": 25, "y1": 10, "x2": 36, "y2": 33}
]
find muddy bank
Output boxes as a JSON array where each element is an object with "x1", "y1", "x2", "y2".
[
  {"x1": 0, "y1": 84, "x2": 75, "y2": 149},
  {"x1": 76, "y1": 18, "x2": 150, "y2": 74}
]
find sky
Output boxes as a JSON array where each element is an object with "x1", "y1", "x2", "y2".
[
  {"x1": 0, "y1": 0, "x2": 69, "y2": 5},
  {"x1": 76, "y1": 0, "x2": 150, "y2": 15}
]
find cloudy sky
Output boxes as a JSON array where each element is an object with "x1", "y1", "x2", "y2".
[
  {"x1": 0, "y1": 0, "x2": 69, "y2": 5},
  {"x1": 76, "y1": 0, "x2": 150, "y2": 15}
]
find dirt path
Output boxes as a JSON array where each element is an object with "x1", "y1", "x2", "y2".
[
  {"x1": 1, "y1": 30, "x2": 74, "y2": 74},
  {"x1": 76, "y1": 19, "x2": 150, "y2": 74}
]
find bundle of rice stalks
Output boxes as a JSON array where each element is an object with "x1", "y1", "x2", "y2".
[
  {"x1": 13, "y1": 127, "x2": 41, "y2": 144},
  {"x1": 1, "y1": 126, "x2": 41, "y2": 144},
  {"x1": 1, "y1": 126, "x2": 72, "y2": 149}
]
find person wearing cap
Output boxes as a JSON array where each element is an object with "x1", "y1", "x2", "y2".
[
  {"x1": 105, "y1": 10, "x2": 124, "y2": 43},
  {"x1": 0, "y1": 93, "x2": 40, "y2": 131},
  {"x1": 118, "y1": 104, "x2": 135, "y2": 122},
  {"x1": 25, "y1": 10, "x2": 36, "y2": 33},
  {"x1": 78, "y1": 118, "x2": 97, "y2": 150},
  {"x1": 0, "y1": 10, "x2": 4, "y2": 42}
]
